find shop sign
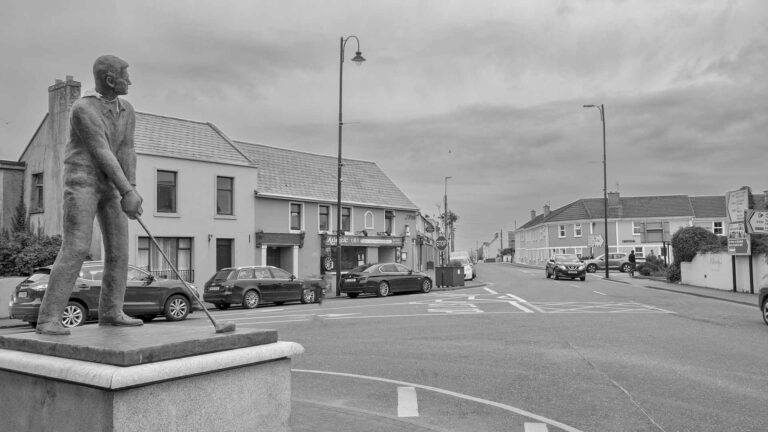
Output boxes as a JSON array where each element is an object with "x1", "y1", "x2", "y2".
[{"x1": 323, "y1": 234, "x2": 403, "y2": 247}]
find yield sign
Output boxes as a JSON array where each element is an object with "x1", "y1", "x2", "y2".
[{"x1": 745, "y1": 210, "x2": 768, "y2": 234}]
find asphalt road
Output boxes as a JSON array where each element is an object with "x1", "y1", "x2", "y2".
[{"x1": 5, "y1": 263, "x2": 768, "y2": 431}]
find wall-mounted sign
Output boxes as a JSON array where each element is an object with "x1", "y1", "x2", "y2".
[
  {"x1": 745, "y1": 210, "x2": 768, "y2": 234},
  {"x1": 727, "y1": 222, "x2": 751, "y2": 255},
  {"x1": 323, "y1": 234, "x2": 403, "y2": 248},
  {"x1": 726, "y1": 187, "x2": 750, "y2": 223}
]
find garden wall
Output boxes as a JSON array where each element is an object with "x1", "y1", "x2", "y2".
[{"x1": 681, "y1": 252, "x2": 768, "y2": 293}]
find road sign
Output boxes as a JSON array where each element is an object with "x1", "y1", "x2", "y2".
[
  {"x1": 727, "y1": 222, "x2": 751, "y2": 255},
  {"x1": 726, "y1": 187, "x2": 750, "y2": 223},
  {"x1": 435, "y1": 236, "x2": 448, "y2": 251},
  {"x1": 588, "y1": 234, "x2": 604, "y2": 247},
  {"x1": 745, "y1": 210, "x2": 768, "y2": 234}
]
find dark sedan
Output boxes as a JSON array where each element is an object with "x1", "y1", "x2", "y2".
[
  {"x1": 203, "y1": 266, "x2": 324, "y2": 309},
  {"x1": 8, "y1": 261, "x2": 198, "y2": 328},
  {"x1": 545, "y1": 254, "x2": 587, "y2": 281},
  {"x1": 340, "y1": 263, "x2": 432, "y2": 298}
]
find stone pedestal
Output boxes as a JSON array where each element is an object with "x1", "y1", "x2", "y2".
[{"x1": 0, "y1": 325, "x2": 303, "y2": 432}]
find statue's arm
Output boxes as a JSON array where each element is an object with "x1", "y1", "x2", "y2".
[
  {"x1": 71, "y1": 103, "x2": 133, "y2": 196},
  {"x1": 120, "y1": 102, "x2": 137, "y2": 187}
]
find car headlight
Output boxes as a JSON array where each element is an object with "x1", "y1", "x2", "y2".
[
  {"x1": 359, "y1": 277, "x2": 368, "y2": 284},
  {"x1": 578, "y1": 265, "x2": 585, "y2": 270},
  {"x1": 557, "y1": 265, "x2": 567, "y2": 270}
]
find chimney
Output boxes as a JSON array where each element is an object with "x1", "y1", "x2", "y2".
[
  {"x1": 607, "y1": 191, "x2": 622, "y2": 218},
  {"x1": 543, "y1": 204, "x2": 550, "y2": 217},
  {"x1": 607, "y1": 192, "x2": 620, "y2": 206},
  {"x1": 45, "y1": 76, "x2": 82, "y2": 215},
  {"x1": 763, "y1": 190, "x2": 768, "y2": 209},
  {"x1": 48, "y1": 75, "x2": 81, "y2": 115},
  {"x1": 530, "y1": 209, "x2": 536, "y2": 220}
]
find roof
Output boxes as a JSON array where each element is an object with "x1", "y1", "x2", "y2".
[
  {"x1": 519, "y1": 194, "x2": 728, "y2": 230},
  {"x1": 134, "y1": 112, "x2": 255, "y2": 167},
  {"x1": 236, "y1": 141, "x2": 418, "y2": 210}
]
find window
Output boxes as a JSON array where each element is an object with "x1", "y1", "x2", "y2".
[
  {"x1": 632, "y1": 222, "x2": 642, "y2": 235},
  {"x1": 319, "y1": 205, "x2": 330, "y2": 231},
  {"x1": 634, "y1": 247, "x2": 644, "y2": 259},
  {"x1": 216, "y1": 176, "x2": 233, "y2": 215},
  {"x1": 236, "y1": 268, "x2": 254, "y2": 280},
  {"x1": 270, "y1": 267, "x2": 292, "y2": 279},
  {"x1": 30, "y1": 173, "x2": 43, "y2": 212},
  {"x1": 157, "y1": 170, "x2": 177, "y2": 213},
  {"x1": 713, "y1": 221, "x2": 724, "y2": 235},
  {"x1": 574, "y1": 224, "x2": 582, "y2": 237},
  {"x1": 364, "y1": 211, "x2": 374, "y2": 229},
  {"x1": 138, "y1": 237, "x2": 193, "y2": 281},
  {"x1": 385, "y1": 211, "x2": 395, "y2": 234},
  {"x1": 558, "y1": 225, "x2": 566, "y2": 238},
  {"x1": 342, "y1": 207, "x2": 351, "y2": 232},
  {"x1": 290, "y1": 203, "x2": 302, "y2": 230}
]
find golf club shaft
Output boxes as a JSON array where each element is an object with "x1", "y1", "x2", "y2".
[{"x1": 135, "y1": 215, "x2": 220, "y2": 327}]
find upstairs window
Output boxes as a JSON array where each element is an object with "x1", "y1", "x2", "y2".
[
  {"x1": 290, "y1": 203, "x2": 302, "y2": 231},
  {"x1": 157, "y1": 170, "x2": 177, "y2": 213},
  {"x1": 385, "y1": 211, "x2": 395, "y2": 234},
  {"x1": 319, "y1": 205, "x2": 330, "y2": 231},
  {"x1": 574, "y1": 224, "x2": 582, "y2": 237},
  {"x1": 31, "y1": 173, "x2": 44, "y2": 212},
  {"x1": 713, "y1": 221, "x2": 724, "y2": 235},
  {"x1": 632, "y1": 222, "x2": 642, "y2": 235},
  {"x1": 364, "y1": 211, "x2": 374, "y2": 229},
  {"x1": 342, "y1": 207, "x2": 351, "y2": 232},
  {"x1": 558, "y1": 225, "x2": 566, "y2": 238},
  {"x1": 216, "y1": 176, "x2": 233, "y2": 215}
]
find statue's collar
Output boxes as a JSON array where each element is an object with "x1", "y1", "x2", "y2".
[{"x1": 83, "y1": 89, "x2": 124, "y2": 115}]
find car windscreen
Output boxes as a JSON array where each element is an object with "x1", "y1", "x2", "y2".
[
  {"x1": 556, "y1": 254, "x2": 581, "y2": 262},
  {"x1": 458, "y1": 258, "x2": 471, "y2": 265},
  {"x1": 25, "y1": 273, "x2": 50, "y2": 283}
]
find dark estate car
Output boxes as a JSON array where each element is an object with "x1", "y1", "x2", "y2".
[
  {"x1": 340, "y1": 263, "x2": 432, "y2": 298},
  {"x1": 203, "y1": 266, "x2": 324, "y2": 309},
  {"x1": 545, "y1": 254, "x2": 587, "y2": 281},
  {"x1": 9, "y1": 261, "x2": 198, "y2": 328}
]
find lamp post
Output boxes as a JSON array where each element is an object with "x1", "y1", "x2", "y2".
[
  {"x1": 443, "y1": 176, "x2": 451, "y2": 265},
  {"x1": 583, "y1": 103, "x2": 609, "y2": 279},
  {"x1": 336, "y1": 36, "x2": 366, "y2": 296}
]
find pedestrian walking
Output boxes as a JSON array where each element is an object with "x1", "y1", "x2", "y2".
[{"x1": 628, "y1": 250, "x2": 636, "y2": 278}]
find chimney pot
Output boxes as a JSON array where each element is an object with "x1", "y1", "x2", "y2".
[
  {"x1": 530, "y1": 209, "x2": 536, "y2": 220},
  {"x1": 65, "y1": 75, "x2": 73, "y2": 81},
  {"x1": 55, "y1": 79, "x2": 63, "y2": 84},
  {"x1": 544, "y1": 204, "x2": 551, "y2": 217}
]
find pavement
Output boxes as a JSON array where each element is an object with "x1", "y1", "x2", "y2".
[{"x1": 0, "y1": 267, "x2": 757, "y2": 432}]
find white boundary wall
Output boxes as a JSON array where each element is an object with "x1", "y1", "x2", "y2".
[{"x1": 681, "y1": 252, "x2": 768, "y2": 293}]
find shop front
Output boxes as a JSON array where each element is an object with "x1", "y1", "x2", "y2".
[{"x1": 320, "y1": 234, "x2": 405, "y2": 274}]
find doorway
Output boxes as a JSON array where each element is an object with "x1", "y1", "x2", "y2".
[{"x1": 216, "y1": 239, "x2": 233, "y2": 270}]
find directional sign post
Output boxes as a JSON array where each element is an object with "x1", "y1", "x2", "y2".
[
  {"x1": 588, "y1": 234, "x2": 604, "y2": 248},
  {"x1": 745, "y1": 210, "x2": 768, "y2": 234}
]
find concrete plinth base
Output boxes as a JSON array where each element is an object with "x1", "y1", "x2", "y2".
[{"x1": 0, "y1": 325, "x2": 303, "y2": 432}]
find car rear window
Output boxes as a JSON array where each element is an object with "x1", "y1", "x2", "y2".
[
  {"x1": 212, "y1": 270, "x2": 235, "y2": 281},
  {"x1": 351, "y1": 264, "x2": 375, "y2": 273},
  {"x1": 25, "y1": 273, "x2": 50, "y2": 283}
]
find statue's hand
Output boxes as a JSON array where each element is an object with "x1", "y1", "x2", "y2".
[{"x1": 121, "y1": 189, "x2": 144, "y2": 220}]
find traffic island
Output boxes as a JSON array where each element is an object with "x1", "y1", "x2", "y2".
[{"x1": 0, "y1": 325, "x2": 303, "y2": 431}]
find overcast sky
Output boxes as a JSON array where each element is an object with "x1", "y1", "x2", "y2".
[{"x1": 1, "y1": 1, "x2": 767, "y2": 252}]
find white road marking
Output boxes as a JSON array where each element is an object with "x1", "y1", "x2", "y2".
[
  {"x1": 525, "y1": 423, "x2": 549, "y2": 431},
  {"x1": 508, "y1": 301, "x2": 534, "y2": 313},
  {"x1": 593, "y1": 291, "x2": 606, "y2": 296},
  {"x1": 397, "y1": 386, "x2": 419, "y2": 417},
  {"x1": 317, "y1": 313, "x2": 360, "y2": 318},
  {"x1": 484, "y1": 287, "x2": 498, "y2": 295},
  {"x1": 293, "y1": 369, "x2": 584, "y2": 432},
  {"x1": 505, "y1": 294, "x2": 528, "y2": 302}
]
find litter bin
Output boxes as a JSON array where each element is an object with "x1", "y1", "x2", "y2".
[{"x1": 436, "y1": 266, "x2": 464, "y2": 287}]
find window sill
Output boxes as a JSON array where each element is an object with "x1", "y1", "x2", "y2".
[
  {"x1": 215, "y1": 214, "x2": 236, "y2": 220},
  {"x1": 154, "y1": 212, "x2": 181, "y2": 218}
]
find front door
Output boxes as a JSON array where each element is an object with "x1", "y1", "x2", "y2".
[
  {"x1": 267, "y1": 247, "x2": 281, "y2": 268},
  {"x1": 216, "y1": 239, "x2": 233, "y2": 270}
]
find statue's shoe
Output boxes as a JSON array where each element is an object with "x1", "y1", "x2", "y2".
[
  {"x1": 36, "y1": 321, "x2": 71, "y2": 335},
  {"x1": 99, "y1": 313, "x2": 143, "y2": 327}
]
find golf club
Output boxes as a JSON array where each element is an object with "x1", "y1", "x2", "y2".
[{"x1": 135, "y1": 215, "x2": 236, "y2": 334}]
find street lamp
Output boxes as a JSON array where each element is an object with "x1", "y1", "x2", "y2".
[
  {"x1": 336, "y1": 35, "x2": 366, "y2": 296},
  {"x1": 444, "y1": 176, "x2": 451, "y2": 265},
  {"x1": 583, "y1": 103, "x2": 609, "y2": 279}
]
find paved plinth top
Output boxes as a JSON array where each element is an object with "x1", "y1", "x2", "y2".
[{"x1": 0, "y1": 324, "x2": 277, "y2": 367}]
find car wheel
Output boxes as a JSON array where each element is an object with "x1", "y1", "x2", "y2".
[
  {"x1": 61, "y1": 301, "x2": 86, "y2": 328},
  {"x1": 28, "y1": 321, "x2": 37, "y2": 329},
  {"x1": 586, "y1": 264, "x2": 597, "y2": 273},
  {"x1": 215, "y1": 303, "x2": 229, "y2": 310},
  {"x1": 377, "y1": 281, "x2": 390, "y2": 297},
  {"x1": 140, "y1": 315, "x2": 155, "y2": 323},
  {"x1": 580, "y1": 276, "x2": 586, "y2": 281},
  {"x1": 347, "y1": 293, "x2": 359, "y2": 298},
  {"x1": 301, "y1": 289, "x2": 315, "y2": 304},
  {"x1": 421, "y1": 278, "x2": 432, "y2": 293},
  {"x1": 164, "y1": 294, "x2": 190, "y2": 321},
  {"x1": 762, "y1": 298, "x2": 768, "y2": 326},
  {"x1": 620, "y1": 263, "x2": 632, "y2": 273},
  {"x1": 545, "y1": 269, "x2": 551, "y2": 279},
  {"x1": 242, "y1": 290, "x2": 260, "y2": 309}
]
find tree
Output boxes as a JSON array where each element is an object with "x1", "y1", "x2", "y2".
[
  {"x1": 10, "y1": 193, "x2": 27, "y2": 234},
  {"x1": 439, "y1": 211, "x2": 459, "y2": 250}
]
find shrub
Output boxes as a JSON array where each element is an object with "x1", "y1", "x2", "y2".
[
  {"x1": 666, "y1": 262, "x2": 681, "y2": 282},
  {"x1": 0, "y1": 230, "x2": 61, "y2": 276},
  {"x1": 670, "y1": 226, "x2": 720, "y2": 265}
]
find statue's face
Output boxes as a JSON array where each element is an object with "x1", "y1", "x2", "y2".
[{"x1": 109, "y1": 68, "x2": 131, "y2": 96}]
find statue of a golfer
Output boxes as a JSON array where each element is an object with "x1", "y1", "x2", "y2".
[{"x1": 36, "y1": 55, "x2": 144, "y2": 335}]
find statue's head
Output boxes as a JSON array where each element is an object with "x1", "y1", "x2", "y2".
[{"x1": 93, "y1": 55, "x2": 131, "y2": 96}]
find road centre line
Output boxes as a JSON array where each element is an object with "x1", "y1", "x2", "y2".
[
  {"x1": 397, "y1": 386, "x2": 419, "y2": 417},
  {"x1": 593, "y1": 291, "x2": 607, "y2": 296},
  {"x1": 484, "y1": 287, "x2": 498, "y2": 295},
  {"x1": 293, "y1": 369, "x2": 584, "y2": 432}
]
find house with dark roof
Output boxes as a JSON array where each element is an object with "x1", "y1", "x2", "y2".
[
  {"x1": 514, "y1": 191, "x2": 740, "y2": 267},
  {"x1": 6, "y1": 75, "x2": 426, "y2": 284}
]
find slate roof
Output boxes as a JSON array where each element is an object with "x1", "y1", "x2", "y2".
[
  {"x1": 134, "y1": 112, "x2": 254, "y2": 167},
  {"x1": 519, "y1": 194, "x2": 728, "y2": 230},
  {"x1": 236, "y1": 141, "x2": 418, "y2": 211}
]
